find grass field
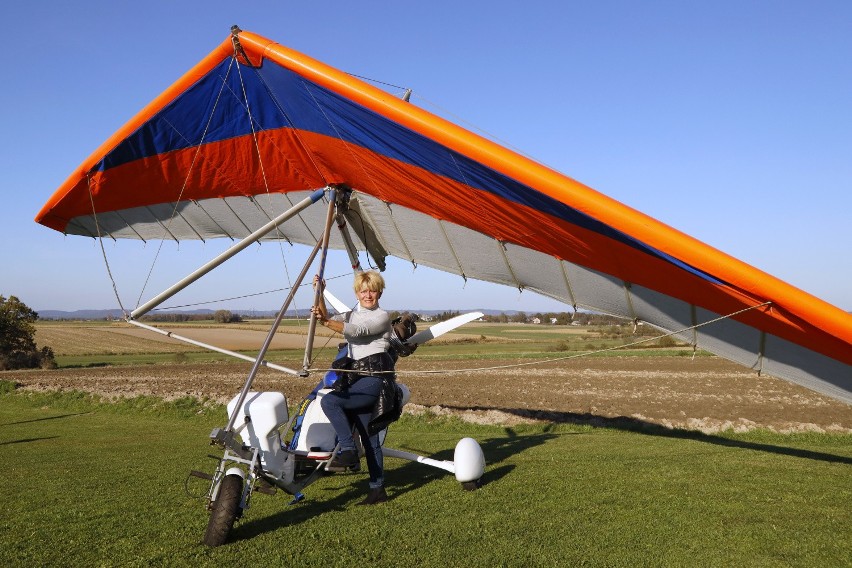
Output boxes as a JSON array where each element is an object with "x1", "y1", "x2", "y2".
[
  {"x1": 2, "y1": 387, "x2": 851, "y2": 567},
  {"x1": 8, "y1": 321, "x2": 852, "y2": 565}
]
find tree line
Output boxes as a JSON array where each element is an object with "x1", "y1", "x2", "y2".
[
  {"x1": 1, "y1": 295, "x2": 649, "y2": 372},
  {"x1": 0, "y1": 296, "x2": 56, "y2": 371}
]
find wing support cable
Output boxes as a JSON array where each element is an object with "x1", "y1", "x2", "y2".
[
  {"x1": 232, "y1": 33, "x2": 313, "y2": 255},
  {"x1": 388, "y1": 301, "x2": 774, "y2": 376},
  {"x1": 132, "y1": 58, "x2": 237, "y2": 309},
  {"x1": 232, "y1": 49, "x2": 317, "y2": 246},
  {"x1": 86, "y1": 172, "x2": 129, "y2": 317},
  {"x1": 129, "y1": 188, "x2": 326, "y2": 320}
]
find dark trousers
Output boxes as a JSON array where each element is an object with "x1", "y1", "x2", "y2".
[{"x1": 320, "y1": 375, "x2": 384, "y2": 486}]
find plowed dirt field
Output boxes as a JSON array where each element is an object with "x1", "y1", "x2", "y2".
[{"x1": 9, "y1": 353, "x2": 851, "y2": 434}]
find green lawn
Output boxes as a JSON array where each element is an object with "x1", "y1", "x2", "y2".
[{"x1": 1, "y1": 387, "x2": 850, "y2": 567}]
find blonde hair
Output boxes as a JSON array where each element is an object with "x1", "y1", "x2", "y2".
[{"x1": 353, "y1": 270, "x2": 385, "y2": 294}]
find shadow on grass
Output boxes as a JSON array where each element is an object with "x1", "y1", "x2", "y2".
[
  {"x1": 3, "y1": 412, "x2": 90, "y2": 426},
  {"x1": 223, "y1": 406, "x2": 850, "y2": 544},
  {"x1": 634, "y1": 424, "x2": 852, "y2": 465},
  {"x1": 230, "y1": 429, "x2": 558, "y2": 543},
  {"x1": 0, "y1": 436, "x2": 61, "y2": 446},
  {"x1": 439, "y1": 405, "x2": 852, "y2": 465}
]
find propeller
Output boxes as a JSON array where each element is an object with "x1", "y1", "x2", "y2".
[{"x1": 321, "y1": 287, "x2": 482, "y2": 346}]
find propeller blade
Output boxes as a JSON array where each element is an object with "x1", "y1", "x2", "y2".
[
  {"x1": 407, "y1": 311, "x2": 484, "y2": 345},
  {"x1": 323, "y1": 289, "x2": 352, "y2": 315}
]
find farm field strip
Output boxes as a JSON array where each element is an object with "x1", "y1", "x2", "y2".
[{"x1": 23, "y1": 321, "x2": 852, "y2": 434}]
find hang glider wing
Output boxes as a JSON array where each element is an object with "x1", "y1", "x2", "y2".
[{"x1": 35, "y1": 29, "x2": 852, "y2": 403}]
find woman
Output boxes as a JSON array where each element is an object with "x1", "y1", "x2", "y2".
[{"x1": 310, "y1": 270, "x2": 397, "y2": 505}]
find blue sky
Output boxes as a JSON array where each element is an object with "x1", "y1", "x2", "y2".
[{"x1": 2, "y1": 1, "x2": 850, "y2": 315}]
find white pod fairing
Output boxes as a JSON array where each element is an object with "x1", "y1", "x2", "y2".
[{"x1": 453, "y1": 437, "x2": 485, "y2": 483}]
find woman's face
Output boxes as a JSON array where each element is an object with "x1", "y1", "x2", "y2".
[{"x1": 357, "y1": 286, "x2": 381, "y2": 309}]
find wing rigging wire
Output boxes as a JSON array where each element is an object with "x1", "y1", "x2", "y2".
[
  {"x1": 133, "y1": 57, "x2": 240, "y2": 310},
  {"x1": 86, "y1": 172, "x2": 129, "y2": 317},
  {"x1": 306, "y1": 301, "x2": 774, "y2": 376},
  {"x1": 346, "y1": 73, "x2": 410, "y2": 98},
  {"x1": 86, "y1": 51, "x2": 335, "y2": 319},
  {"x1": 138, "y1": 51, "x2": 315, "y2": 320},
  {"x1": 152, "y1": 271, "x2": 352, "y2": 312},
  {"x1": 407, "y1": 90, "x2": 566, "y2": 175},
  {"x1": 235, "y1": 63, "x2": 319, "y2": 243},
  {"x1": 299, "y1": 76, "x2": 409, "y2": 271}
]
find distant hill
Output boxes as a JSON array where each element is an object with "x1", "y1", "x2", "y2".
[
  {"x1": 36, "y1": 307, "x2": 534, "y2": 320},
  {"x1": 37, "y1": 308, "x2": 216, "y2": 320}
]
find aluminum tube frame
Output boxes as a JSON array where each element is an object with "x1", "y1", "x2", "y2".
[
  {"x1": 302, "y1": 187, "x2": 339, "y2": 372},
  {"x1": 224, "y1": 238, "x2": 323, "y2": 433},
  {"x1": 381, "y1": 448, "x2": 456, "y2": 474},
  {"x1": 128, "y1": 320, "x2": 299, "y2": 374},
  {"x1": 335, "y1": 212, "x2": 363, "y2": 272},
  {"x1": 130, "y1": 188, "x2": 326, "y2": 320}
]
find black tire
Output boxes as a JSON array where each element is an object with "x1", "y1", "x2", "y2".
[
  {"x1": 461, "y1": 477, "x2": 482, "y2": 491},
  {"x1": 202, "y1": 473, "x2": 244, "y2": 547}
]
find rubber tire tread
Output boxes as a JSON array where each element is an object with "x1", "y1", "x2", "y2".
[{"x1": 202, "y1": 474, "x2": 243, "y2": 547}]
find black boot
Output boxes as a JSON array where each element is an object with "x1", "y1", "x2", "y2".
[
  {"x1": 358, "y1": 486, "x2": 388, "y2": 505},
  {"x1": 328, "y1": 449, "x2": 359, "y2": 469}
]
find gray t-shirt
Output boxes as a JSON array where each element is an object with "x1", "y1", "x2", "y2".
[{"x1": 336, "y1": 304, "x2": 391, "y2": 360}]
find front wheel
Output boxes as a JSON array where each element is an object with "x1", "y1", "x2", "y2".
[{"x1": 203, "y1": 473, "x2": 244, "y2": 546}]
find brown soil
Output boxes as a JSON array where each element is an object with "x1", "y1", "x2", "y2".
[{"x1": 8, "y1": 355, "x2": 851, "y2": 434}]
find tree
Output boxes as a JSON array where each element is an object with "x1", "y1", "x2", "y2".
[
  {"x1": 213, "y1": 309, "x2": 241, "y2": 324},
  {"x1": 0, "y1": 296, "x2": 56, "y2": 370},
  {"x1": 511, "y1": 311, "x2": 528, "y2": 324}
]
